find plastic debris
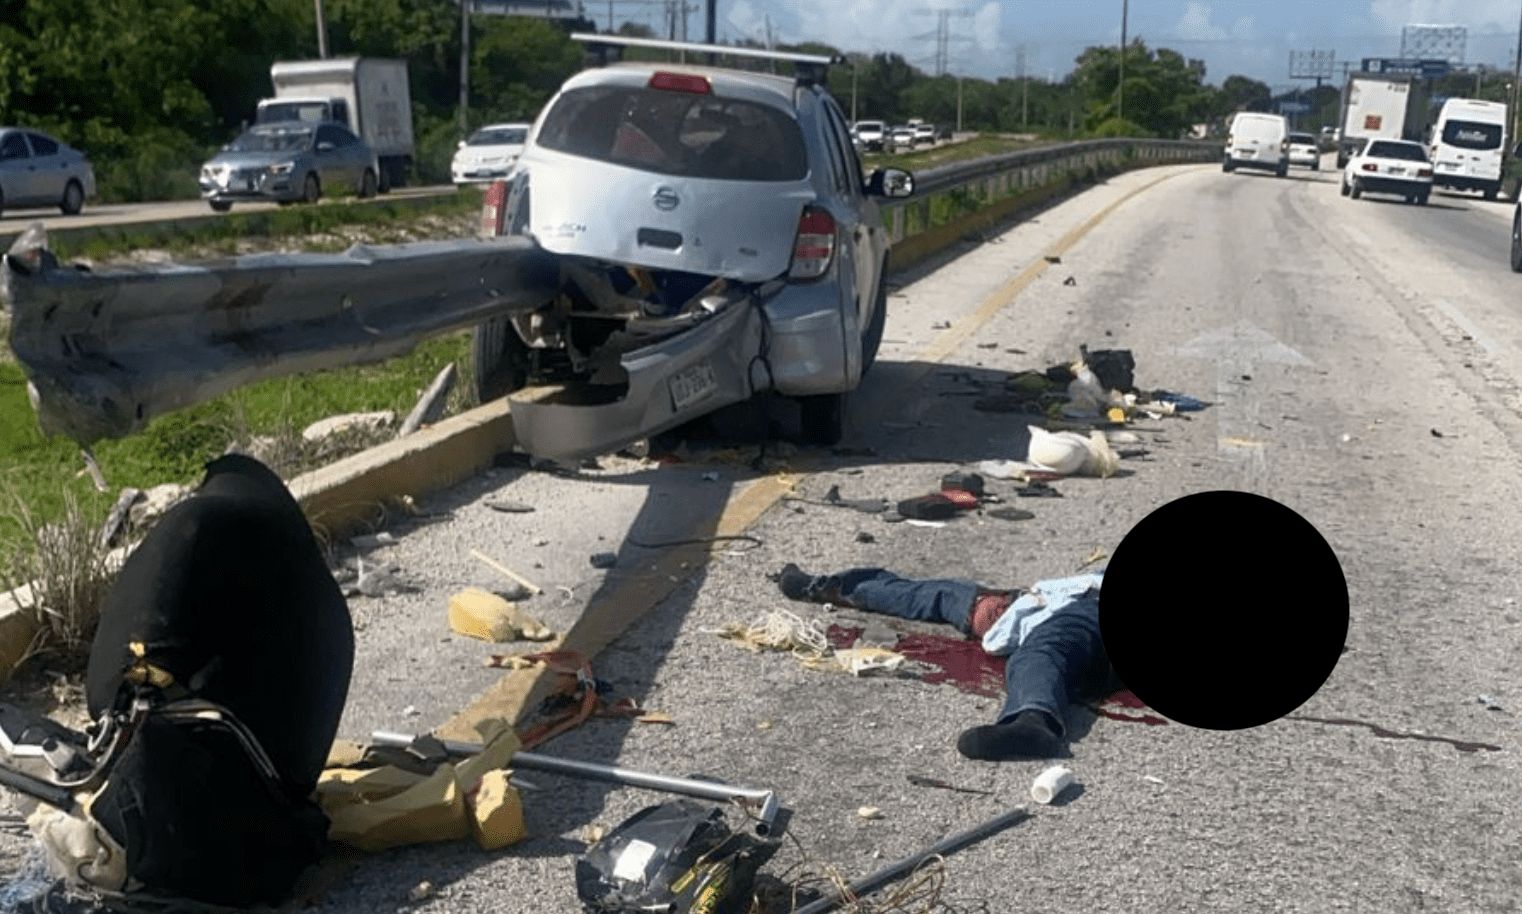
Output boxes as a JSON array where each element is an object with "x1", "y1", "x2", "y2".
[
  {"x1": 1078, "y1": 547, "x2": 1108, "y2": 569},
  {"x1": 447, "y1": 588, "x2": 553, "y2": 643},
  {"x1": 1478, "y1": 695, "x2": 1504, "y2": 711},
  {"x1": 833, "y1": 647, "x2": 907, "y2": 677},
  {"x1": 1030, "y1": 765, "x2": 1075, "y2": 805},
  {"x1": 857, "y1": 806, "x2": 884, "y2": 820},
  {"x1": 636, "y1": 712, "x2": 676, "y2": 725},
  {"x1": 1151, "y1": 390, "x2": 1206, "y2": 411},
  {"x1": 409, "y1": 881, "x2": 437, "y2": 902},
  {"x1": 485, "y1": 499, "x2": 536, "y2": 514},
  {"x1": 1027, "y1": 426, "x2": 1089, "y2": 474}
]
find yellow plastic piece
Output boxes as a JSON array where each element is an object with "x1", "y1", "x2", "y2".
[
  {"x1": 468, "y1": 770, "x2": 526, "y2": 850},
  {"x1": 449, "y1": 588, "x2": 519, "y2": 642}
]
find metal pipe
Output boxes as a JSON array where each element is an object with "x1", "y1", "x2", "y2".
[
  {"x1": 0, "y1": 765, "x2": 75, "y2": 812},
  {"x1": 790, "y1": 807, "x2": 1031, "y2": 914},
  {"x1": 371, "y1": 731, "x2": 782, "y2": 836},
  {"x1": 314, "y1": 0, "x2": 328, "y2": 58}
]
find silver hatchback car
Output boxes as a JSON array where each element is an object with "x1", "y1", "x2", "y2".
[
  {"x1": 0, "y1": 127, "x2": 96, "y2": 218},
  {"x1": 474, "y1": 35, "x2": 914, "y2": 456}
]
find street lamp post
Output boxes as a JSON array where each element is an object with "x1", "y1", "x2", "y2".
[
  {"x1": 458, "y1": 0, "x2": 470, "y2": 134},
  {"x1": 1118, "y1": 0, "x2": 1129, "y2": 123},
  {"x1": 315, "y1": 0, "x2": 328, "y2": 57}
]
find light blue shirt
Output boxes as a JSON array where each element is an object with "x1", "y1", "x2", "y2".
[{"x1": 981, "y1": 570, "x2": 1104, "y2": 656}]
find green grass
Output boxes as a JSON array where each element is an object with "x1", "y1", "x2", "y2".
[{"x1": 865, "y1": 135, "x2": 1050, "y2": 171}]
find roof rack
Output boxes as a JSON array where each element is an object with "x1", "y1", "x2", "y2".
[{"x1": 570, "y1": 33, "x2": 843, "y2": 85}]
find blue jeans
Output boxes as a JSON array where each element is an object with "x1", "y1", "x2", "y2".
[{"x1": 825, "y1": 568, "x2": 1114, "y2": 735}]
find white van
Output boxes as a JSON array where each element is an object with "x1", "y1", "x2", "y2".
[
  {"x1": 1428, "y1": 98, "x2": 1507, "y2": 199},
  {"x1": 1223, "y1": 112, "x2": 1289, "y2": 177}
]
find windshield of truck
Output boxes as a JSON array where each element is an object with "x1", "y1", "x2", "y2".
[
  {"x1": 468, "y1": 127, "x2": 528, "y2": 146},
  {"x1": 1441, "y1": 120, "x2": 1503, "y2": 151},
  {"x1": 1366, "y1": 141, "x2": 1426, "y2": 161},
  {"x1": 259, "y1": 102, "x2": 327, "y2": 125},
  {"x1": 228, "y1": 129, "x2": 313, "y2": 153},
  {"x1": 537, "y1": 85, "x2": 808, "y2": 181}
]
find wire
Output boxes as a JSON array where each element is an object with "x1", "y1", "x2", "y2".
[
  {"x1": 626, "y1": 533, "x2": 764, "y2": 551},
  {"x1": 747, "y1": 295, "x2": 778, "y2": 471}
]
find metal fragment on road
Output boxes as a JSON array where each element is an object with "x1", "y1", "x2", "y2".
[{"x1": 1, "y1": 227, "x2": 559, "y2": 445}]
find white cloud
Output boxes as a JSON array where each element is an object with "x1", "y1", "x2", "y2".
[
  {"x1": 1174, "y1": 1, "x2": 1256, "y2": 43},
  {"x1": 769, "y1": 0, "x2": 1004, "y2": 74},
  {"x1": 1368, "y1": 0, "x2": 1517, "y2": 30}
]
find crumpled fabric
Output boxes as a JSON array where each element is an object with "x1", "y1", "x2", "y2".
[{"x1": 981, "y1": 571, "x2": 1104, "y2": 656}]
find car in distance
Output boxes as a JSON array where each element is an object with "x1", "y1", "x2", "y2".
[
  {"x1": 853, "y1": 120, "x2": 886, "y2": 152},
  {"x1": 914, "y1": 123, "x2": 936, "y2": 146},
  {"x1": 1287, "y1": 132, "x2": 1320, "y2": 170},
  {"x1": 199, "y1": 121, "x2": 380, "y2": 212},
  {"x1": 887, "y1": 125, "x2": 917, "y2": 152},
  {"x1": 1341, "y1": 138, "x2": 1432, "y2": 205},
  {"x1": 0, "y1": 127, "x2": 96, "y2": 217},
  {"x1": 1223, "y1": 112, "x2": 1290, "y2": 177},
  {"x1": 452, "y1": 123, "x2": 531, "y2": 185}
]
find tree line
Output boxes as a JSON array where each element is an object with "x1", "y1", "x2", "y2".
[{"x1": 2, "y1": 0, "x2": 1300, "y2": 202}]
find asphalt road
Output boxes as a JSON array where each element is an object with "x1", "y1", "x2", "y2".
[
  {"x1": 7, "y1": 158, "x2": 1522, "y2": 911},
  {"x1": 0, "y1": 183, "x2": 458, "y2": 234}
]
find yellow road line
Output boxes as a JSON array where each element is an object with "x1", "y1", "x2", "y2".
[{"x1": 439, "y1": 168, "x2": 1191, "y2": 739}]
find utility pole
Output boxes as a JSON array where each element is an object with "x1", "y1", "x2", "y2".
[
  {"x1": 1513, "y1": 0, "x2": 1522, "y2": 148},
  {"x1": 608, "y1": 0, "x2": 614, "y2": 31},
  {"x1": 315, "y1": 0, "x2": 328, "y2": 58},
  {"x1": 851, "y1": 61, "x2": 859, "y2": 122},
  {"x1": 957, "y1": 75, "x2": 964, "y2": 132},
  {"x1": 706, "y1": 0, "x2": 717, "y2": 64},
  {"x1": 458, "y1": 0, "x2": 469, "y2": 134},
  {"x1": 1118, "y1": 0, "x2": 1129, "y2": 123},
  {"x1": 1017, "y1": 45, "x2": 1029, "y2": 129}
]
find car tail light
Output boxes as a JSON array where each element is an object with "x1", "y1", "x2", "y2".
[
  {"x1": 1418, "y1": 167, "x2": 1432, "y2": 177},
  {"x1": 1281, "y1": 139, "x2": 1289, "y2": 151},
  {"x1": 480, "y1": 180, "x2": 508, "y2": 238},
  {"x1": 1361, "y1": 163, "x2": 1378, "y2": 172},
  {"x1": 790, "y1": 206, "x2": 836, "y2": 281},
  {"x1": 649, "y1": 71, "x2": 711, "y2": 94}
]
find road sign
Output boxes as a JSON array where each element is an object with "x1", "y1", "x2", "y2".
[
  {"x1": 1361, "y1": 58, "x2": 1450, "y2": 78},
  {"x1": 1279, "y1": 101, "x2": 1311, "y2": 114}
]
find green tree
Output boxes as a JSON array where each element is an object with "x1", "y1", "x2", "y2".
[
  {"x1": 1073, "y1": 40, "x2": 1213, "y2": 137},
  {"x1": 470, "y1": 17, "x2": 581, "y2": 123}
]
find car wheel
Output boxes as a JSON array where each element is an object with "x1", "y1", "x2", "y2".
[
  {"x1": 209, "y1": 200, "x2": 233, "y2": 213},
  {"x1": 1276, "y1": 163, "x2": 1289, "y2": 178},
  {"x1": 1222, "y1": 159, "x2": 1235, "y2": 173},
  {"x1": 1418, "y1": 193, "x2": 1430, "y2": 206},
  {"x1": 861, "y1": 269, "x2": 889, "y2": 376},
  {"x1": 0, "y1": 187, "x2": 6, "y2": 218},
  {"x1": 470, "y1": 315, "x2": 531, "y2": 403},
  {"x1": 798, "y1": 393, "x2": 845, "y2": 446},
  {"x1": 359, "y1": 169, "x2": 378, "y2": 199},
  {"x1": 302, "y1": 173, "x2": 321, "y2": 205},
  {"x1": 1350, "y1": 180, "x2": 1363, "y2": 200},
  {"x1": 1340, "y1": 178, "x2": 1350, "y2": 197},
  {"x1": 59, "y1": 180, "x2": 84, "y2": 216},
  {"x1": 1312, "y1": 162, "x2": 1319, "y2": 171},
  {"x1": 1511, "y1": 213, "x2": 1522, "y2": 273}
]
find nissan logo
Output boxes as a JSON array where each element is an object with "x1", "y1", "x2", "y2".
[{"x1": 653, "y1": 187, "x2": 680, "y2": 211}]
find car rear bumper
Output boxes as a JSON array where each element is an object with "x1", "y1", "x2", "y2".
[
  {"x1": 1430, "y1": 172, "x2": 1499, "y2": 191},
  {"x1": 1225, "y1": 153, "x2": 1285, "y2": 171},
  {"x1": 1355, "y1": 176, "x2": 1431, "y2": 195}
]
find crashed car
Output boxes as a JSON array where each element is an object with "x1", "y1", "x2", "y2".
[
  {"x1": 0, "y1": 36, "x2": 913, "y2": 463},
  {"x1": 459, "y1": 34, "x2": 917, "y2": 456}
]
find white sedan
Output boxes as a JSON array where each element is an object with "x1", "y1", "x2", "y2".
[
  {"x1": 1341, "y1": 139, "x2": 1432, "y2": 205},
  {"x1": 1287, "y1": 132, "x2": 1320, "y2": 170},
  {"x1": 451, "y1": 123, "x2": 530, "y2": 185}
]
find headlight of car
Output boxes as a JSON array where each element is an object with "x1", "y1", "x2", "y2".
[{"x1": 269, "y1": 161, "x2": 296, "y2": 175}]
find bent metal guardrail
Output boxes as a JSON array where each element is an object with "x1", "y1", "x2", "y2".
[{"x1": 881, "y1": 138, "x2": 1222, "y2": 248}]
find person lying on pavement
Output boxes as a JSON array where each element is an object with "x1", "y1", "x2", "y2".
[{"x1": 773, "y1": 563, "x2": 1120, "y2": 762}]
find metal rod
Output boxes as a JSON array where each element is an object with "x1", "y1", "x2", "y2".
[
  {"x1": 1117, "y1": 0, "x2": 1128, "y2": 124},
  {"x1": 0, "y1": 765, "x2": 75, "y2": 812},
  {"x1": 790, "y1": 807, "x2": 1031, "y2": 914},
  {"x1": 459, "y1": 0, "x2": 471, "y2": 134},
  {"x1": 570, "y1": 31, "x2": 838, "y2": 65},
  {"x1": 371, "y1": 731, "x2": 782, "y2": 835},
  {"x1": 314, "y1": 0, "x2": 328, "y2": 58}
]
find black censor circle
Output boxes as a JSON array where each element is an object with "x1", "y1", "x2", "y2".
[{"x1": 1099, "y1": 491, "x2": 1348, "y2": 730}]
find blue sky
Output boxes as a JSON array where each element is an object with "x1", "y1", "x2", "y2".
[{"x1": 616, "y1": 0, "x2": 1522, "y2": 88}]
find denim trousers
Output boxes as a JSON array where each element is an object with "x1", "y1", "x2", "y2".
[{"x1": 823, "y1": 568, "x2": 1116, "y2": 734}]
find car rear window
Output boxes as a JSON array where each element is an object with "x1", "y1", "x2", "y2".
[
  {"x1": 537, "y1": 84, "x2": 808, "y2": 182},
  {"x1": 1289, "y1": 134, "x2": 1315, "y2": 144},
  {"x1": 1366, "y1": 141, "x2": 1426, "y2": 161},
  {"x1": 1441, "y1": 120, "x2": 1503, "y2": 151}
]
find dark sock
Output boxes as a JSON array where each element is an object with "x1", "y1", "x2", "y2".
[
  {"x1": 957, "y1": 710, "x2": 1064, "y2": 761},
  {"x1": 776, "y1": 563, "x2": 817, "y2": 601}
]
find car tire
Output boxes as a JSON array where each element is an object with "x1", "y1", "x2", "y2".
[
  {"x1": 1340, "y1": 178, "x2": 1350, "y2": 197},
  {"x1": 59, "y1": 180, "x2": 84, "y2": 216},
  {"x1": 302, "y1": 173, "x2": 321, "y2": 205},
  {"x1": 861, "y1": 269, "x2": 889, "y2": 376},
  {"x1": 209, "y1": 200, "x2": 233, "y2": 213},
  {"x1": 1276, "y1": 163, "x2": 1289, "y2": 178},
  {"x1": 1511, "y1": 213, "x2": 1522, "y2": 273},
  {"x1": 359, "y1": 169, "x2": 378, "y2": 199},
  {"x1": 1350, "y1": 180, "x2": 1363, "y2": 200},
  {"x1": 0, "y1": 187, "x2": 6, "y2": 219},
  {"x1": 1485, "y1": 184, "x2": 1500, "y2": 202},
  {"x1": 1222, "y1": 159, "x2": 1235, "y2": 173},
  {"x1": 1312, "y1": 161, "x2": 1319, "y2": 171},
  {"x1": 1418, "y1": 193, "x2": 1430, "y2": 206},
  {"x1": 799, "y1": 393, "x2": 845, "y2": 446},
  {"x1": 471, "y1": 315, "x2": 531, "y2": 404}
]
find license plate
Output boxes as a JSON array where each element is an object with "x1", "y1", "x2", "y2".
[
  {"x1": 1388, "y1": 167, "x2": 1406, "y2": 175},
  {"x1": 669, "y1": 361, "x2": 718, "y2": 412},
  {"x1": 1241, "y1": 150, "x2": 1256, "y2": 157}
]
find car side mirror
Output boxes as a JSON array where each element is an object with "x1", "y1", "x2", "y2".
[{"x1": 868, "y1": 168, "x2": 914, "y2": 199}]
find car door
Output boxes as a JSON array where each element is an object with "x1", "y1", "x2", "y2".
[
  {"x1": 0, "y1": 131, "x2": 37, "y2": 204},
  {"x1": 335, "y1": 125, "x2": 369, "y2": 189},
  {"x1": 313, "y1": 125, "x2": 350, "y2": 189},
  {"x1": 25, "y1": 132, "x2": 67, "y2": 202},
  {"x1": 820, "y1": 95, "x2": 884, "y2": 338}
]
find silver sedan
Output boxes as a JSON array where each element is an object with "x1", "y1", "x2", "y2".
[{"x1": 0, "y1": 127, "x2": 97, "y2": 217}]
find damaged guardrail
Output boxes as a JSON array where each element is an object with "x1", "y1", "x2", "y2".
[{"x1": 1, "y1": 226, "x2": 559, "y2": 445}]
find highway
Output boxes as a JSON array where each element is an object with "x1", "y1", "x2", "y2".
[
  {"x1": 5, "y1": 159, "x2": 1521, "y2": 912},
  {"x1": 0, "y1": 183, "x2": 458, "y2": 234}
]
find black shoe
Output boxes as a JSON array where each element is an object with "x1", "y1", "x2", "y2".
[
  {"x1": 957, "y1": 710, "x2": 1064, "y2": 761},
  {"x1": 776, "y1": 563, "x2": 818, "y2": 601}
]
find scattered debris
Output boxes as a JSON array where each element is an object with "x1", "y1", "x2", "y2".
[
  {"x1": 857, "y1": 806, "x2": 884, "y2": 820},
  {"x1": 590, "y1": 552, "x2": 618, "y2": 569},
  {"x1": 351, "y1": 532, "x2": 398, "y2": 550},
  {"x1": 907, "y1": 774, "x2": 993, "y2": 796},
  {"x1": 987, "y1": 507, "x2": 1035, "y2": 522},
  {"x1": 1478, "y1": 695, "x2": 1504, "y2": 711},
  {"x1": 756, "y1": 720, "x2": 773, "y2": 731},
  {"x1": 1080, "y1": 347, "x2": 1135, "y2": 392},
  {"x1": 448, "y1": 588, "x2": 552, "y2": 642},
  {"x1": 401, "y1": 705, "x2": 420, "y2": 718},
  {"x1": 701, "y1": 471, "x2": 721, "y2": 482},
  {"x1": 1043, "y1": 255, "x2": 1062, "y2": 264},
  {"x1": 98, "y1": 486, "x2": 143, "y2": 549},
  {"x1": 80, "y1": 448, "x2": 108, "y2": 493},
  {"x1": 897, "y1": 494, "x2": 962, "y2": 521},
  {"x1": 1078, "y1": 547, "x2": 1107, "y2": 569},
  {"x1": 1063, "y1": 276, "x2": 1077, "y2": 286},
  {"x1": 711, "y1": 610, "x2": 831, "y2": 659},
  {"x1": 636, "y1": 712, "x2": 675, "y2": 725},
  {"x1": 128, "y1": 482, "x2": 192, "y2": 528},
  {"x1": 355, "y1": 558, "x2": 420, "y2": 597},
  {"x1": 1431, "y1": 428, "x2": 1445, "y2": 438},
  {"x1": 941, "y1": 471, "x2": 986, "y2": 497},
  {"x1": 408, "y1": 881, "x2": 437, "y2": 902},
  {"x1": 1015, "y1": 482, "x2": 1062, "y2": 498},
  {"x1": 302, "y1": 410, "x2": 395, "y2": 443},
  {"x1": 398, "y1": 363, "x2": 457, "y2": 437},
  {"x1": 905, "y1": 519, "x2": 947, "y2": 529},
  {"x1": 977, "y1": 341, "x2": 999, "y2": 349},
  {"x1": 1151, "y1": 390, "x2": 1207, "y2": 412},
  {"x1": 931, "y1": 320, "x2": 952, "y2": 330},
  {"x1": 470, "y1": 549, "x2": 544, "y2": 596},
  {"x1": 855, "y1": 531, "x2": 877, "y2": 544},
  {"x1": 1340, "y1": 434, "x2": 1353, "y2": 444},
  {"x1": 1030, "y1": 765, "x2": 1075, "y2": 805},
  {"x1": 834, "y1": 647, "x2": 907, "y2": 677},
  {"x1": 485, "y1": 499, "x2": 536, "y2": 514},
  {"x1": 1142, "y1": 775, "x2": 1165, "y2": 786}
]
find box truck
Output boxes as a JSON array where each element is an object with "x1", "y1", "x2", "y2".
[
  {"x1": 1335, "y1": 73, "x2": 1419, "y2": 169},
  {"x1": 256, "y1": 58, "x2": 415, "y2": 191}
]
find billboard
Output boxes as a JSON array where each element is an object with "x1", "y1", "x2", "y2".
[{"x1": 1400, "y1": 24, "x2": 1467, "y2": 65}]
